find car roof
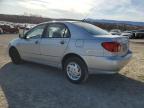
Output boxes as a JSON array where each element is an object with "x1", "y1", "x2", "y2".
[{"x1": 39, "y1": 20, "x2": 80, "y2": 25}]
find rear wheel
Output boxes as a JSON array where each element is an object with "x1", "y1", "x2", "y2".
[
  {"x1": 63, "y1": 57, "x2": 88, "y2": 84},
  {"x1": 9, "y1": 47, "x2": 22, "y2": 64}
]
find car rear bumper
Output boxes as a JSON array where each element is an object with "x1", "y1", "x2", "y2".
[{"x1": 82, "y1": 51, "x2": 132, "y2": 74}]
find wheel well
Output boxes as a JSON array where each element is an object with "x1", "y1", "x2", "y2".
[{"x1": 62, "y1": 53, "x2": 87, "y2": 69}]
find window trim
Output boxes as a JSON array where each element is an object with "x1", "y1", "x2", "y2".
[{"x1": 42, "y1": 22, "x2": 71, "y2": 38}]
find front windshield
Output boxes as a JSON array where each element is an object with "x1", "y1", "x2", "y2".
[{"x1": 74, "y1": 22, "x2": 109, "y2": 35}]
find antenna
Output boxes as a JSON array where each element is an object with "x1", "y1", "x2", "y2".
[{"x1": 82, "y1": 6, "x2": 96, "y2": 22}]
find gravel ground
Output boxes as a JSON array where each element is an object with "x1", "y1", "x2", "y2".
[{"x1": 0, "y1": 34, "x2": 144, "y2": 108}]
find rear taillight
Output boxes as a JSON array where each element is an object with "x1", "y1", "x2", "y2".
[{"x1": 102, "y1": 42, "x2": 121, "y2": 52}]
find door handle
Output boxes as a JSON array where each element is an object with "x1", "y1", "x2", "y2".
[
  {"x1": 35, "y1": 40, "x2": 39, "y2": 44},
  {"x1": 60, "y1": 40, "x2": 64, "y2": 45}
]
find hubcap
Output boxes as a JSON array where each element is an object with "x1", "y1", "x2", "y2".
[{"x1": 66, "y1": 62, "x2": 81, "y2": 80}]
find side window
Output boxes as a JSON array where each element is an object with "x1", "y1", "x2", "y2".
[
  {"x1": 26, "y1": 24, "x2": 46, "y2": 39},
  {"x1": 45, "y1": 23, "x2": 70, "y2": 38}
]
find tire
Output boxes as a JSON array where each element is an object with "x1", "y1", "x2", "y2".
[
  {"x1": 63, "y1": 57, "x2": 88, "y2": 84},
  {"x1": 9, "y1": 47, "x2": 22, "y2": 64}
]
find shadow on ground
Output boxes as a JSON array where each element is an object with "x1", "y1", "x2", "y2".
[{"x1": 0, "y1": 62, "x2": 144, "y2": 108}]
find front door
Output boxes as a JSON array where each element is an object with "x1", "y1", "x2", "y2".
[
  {"x1": 40, "y1": 23, "x2": 70, "y2": 66},
  {"x1": 18, "y1": 24, "x2": 46, "y2": 62}
]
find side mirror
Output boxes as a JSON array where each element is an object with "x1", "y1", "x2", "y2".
[{"x1": 25, "y1": 36, "x2": 31, "y2": 40}]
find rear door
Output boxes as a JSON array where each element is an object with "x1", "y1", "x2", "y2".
[{"x1": 40, "y1": 23, "x2": 70, "y2": 66}]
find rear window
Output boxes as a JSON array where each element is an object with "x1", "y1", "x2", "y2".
[{"x1": 74, "y1": 22, "x2": 109, "y2": 35}]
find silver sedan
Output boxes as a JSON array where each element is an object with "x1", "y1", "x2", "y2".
[{"x1": 8, "y1": 21, "x2": 132, "y2": 83}]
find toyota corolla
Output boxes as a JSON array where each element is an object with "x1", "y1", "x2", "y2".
[{"x1": 8, "y1": 21, "x2": 132, "y2": 83}]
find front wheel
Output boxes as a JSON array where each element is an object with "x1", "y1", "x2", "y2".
[
  {"x1": 9, "y1": 47, "x2": 22, "y2": 64},
  {"x1": 64, "y1": 57, "x2": 88, "y2": 84}
]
